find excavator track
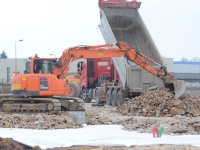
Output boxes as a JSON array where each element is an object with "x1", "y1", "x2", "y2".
[{"x1": 0, "y1": 96, "x2": 85, "y2": 113}]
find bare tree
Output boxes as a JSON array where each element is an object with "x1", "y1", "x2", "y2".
[
  {"x1": 191, "y1": 57, "x2": 200, "y2": 62},
  {"x1": 180, "y1": 57, "x2": 190, "y2": 62}
]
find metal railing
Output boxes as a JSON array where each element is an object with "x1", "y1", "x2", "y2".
[
  {"x1": 0, "y1": 78, "x2": 11, "y2": 84},
  {"x1": 185, "y1": 87, "x2": 200, "y2": 96},
  {"x1": 0, "y1": 85, "x2": 11, "y2": 94}
]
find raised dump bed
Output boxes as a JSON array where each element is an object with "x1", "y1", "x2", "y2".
[{"x1": 98, "y1": 0, "x2": 164, "y2": 93}]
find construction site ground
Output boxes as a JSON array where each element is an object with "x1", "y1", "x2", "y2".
[{"x1": 1, "y1": 84, "x2": 200, "y2": 149}]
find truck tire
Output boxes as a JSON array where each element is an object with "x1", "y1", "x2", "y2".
[
  {"x1": 68, "y1": 82, "x2": 80, "y2": 97},
  {"x1": 82, "y1": 88, "x2": 92, "y2": 103},
  {"x1": 95, "y1": 89, "x2": 103, "y2": 104},
  {"x1": 106, "y1": 90, "x2": 112, "y2": 105},
  {"x1": 111, "y1": 89, "x2": 117, "y2": 107},
  {"x1": 116, "y1": 90, "x2": 124, "y2": 107}
]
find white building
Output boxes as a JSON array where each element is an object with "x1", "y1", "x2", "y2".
[
  {"x1": 162, "y1": 58, "x2": 174, "y2": 72},
  {"x1": 0, "y1": 58, "x2": 26, "y2": 83}
]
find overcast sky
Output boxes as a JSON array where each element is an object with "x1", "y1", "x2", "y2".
[{"x1": 0, "y1": 0, "x2": 200, "y2": 61}]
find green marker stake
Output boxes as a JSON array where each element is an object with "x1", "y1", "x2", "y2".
[{"x1": 158, "y1": 127, "x2": 164, "y2": 138}]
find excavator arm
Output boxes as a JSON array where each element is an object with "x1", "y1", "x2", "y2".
[
  {"x1": 53, "y1": 42, "x2": 174, "y2": 82},
  {"x1": 52, "y1": 41, "x2": 186, "y2": 98}
]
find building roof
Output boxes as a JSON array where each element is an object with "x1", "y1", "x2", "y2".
[{"x1": 174, "y1": 61, "x2": 200, "y2": 65}]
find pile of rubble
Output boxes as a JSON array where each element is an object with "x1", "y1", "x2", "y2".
[
  {"x1": 123, "y1": 115, "x2": 200, "y2": 135},
  {"x1": 85, "y1": 86, "x2": 200, "y2": 135},
  {"x1": 85, "y1": 104, "x2": 200, "y2": 135},
  {"x1": 118, "y1": 87, "x2": 200, "y2": 117},
  {"x1": 0, "y1": 112, "x2": 82, "y2": 129}
]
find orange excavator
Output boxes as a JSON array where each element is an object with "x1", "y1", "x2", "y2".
[
  {"x1": 0, "y1": 42, "x2": 186, "y2": 112},
  {"x1": 24, "y1": 56, "x2": 80, "y2": 97}
]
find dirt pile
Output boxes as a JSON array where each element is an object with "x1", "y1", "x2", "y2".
[
  {"x1": 118, "y1": 87, "x2": 200, "y2": 117},
  {"x1": 0, "y1": 137, "x2": 35, "y2": 150},
  {"x1": 85, "y1": 103, "x2": 200, "y2": 135},
  {"x1": 0, "y1": 112, "x2": 82, "y2": 129},
  {"x1": 123, "y1": 115, "x2": 200, "y2": 134},
  {"x1": 109, "y1": 87, "x2": 200, "y2": 134}
]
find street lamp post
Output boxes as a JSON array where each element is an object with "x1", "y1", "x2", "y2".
[{"x1": 15, "y1": 39, "x2": 23, "y2": 71}]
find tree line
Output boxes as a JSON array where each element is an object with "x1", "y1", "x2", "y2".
[{"x1": 180, "y1": 57, "x2": 200, "y2": 62}]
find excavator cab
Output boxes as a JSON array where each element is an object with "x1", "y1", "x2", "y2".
[
  {"x1": 21, "y1": 56, "x2": 81, "y2": 98},
  {"x1": 24, "y1": 54, "x2": 56, "y2": 74}
]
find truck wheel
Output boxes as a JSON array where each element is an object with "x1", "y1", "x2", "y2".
[
  {"x1": 116, "y1": 90, "x2": 124, "y2": 107},
  {"x1": 95, "y1": 89, "x2": 103, "y2": 104},
  {"x1": 111, "y1": 89, "x2": 117, "y2": 107},
  {"x1": 82, "y1": 88, "x2": 92, "y2": 103},
  {"x1": 68, "y1": 82, "x2": 80, "y2": 97},
  {"x1": 106, "y1": 90, "x2": 112, "y2": 105}
]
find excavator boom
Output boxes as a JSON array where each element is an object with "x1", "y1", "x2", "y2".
[{"x1": 53, "y1": 41, "x2": 186, "y2": 98}]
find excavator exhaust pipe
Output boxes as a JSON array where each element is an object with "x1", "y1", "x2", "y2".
[{"x1": 164, "y1": 80, "x2": 186, "y2": 98}]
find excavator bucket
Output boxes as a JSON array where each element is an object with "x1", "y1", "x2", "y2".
[{"x1": 164, "y1": 80, "x2": 186, "y2": 98}]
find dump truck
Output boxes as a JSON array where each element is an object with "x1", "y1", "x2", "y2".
[
  {"x1": 0, "y1": 41, "x2": 185, "y2": 112},
  {"x1": 68, "y1": 0, "x2": 186, "y2": 106},
  {"x1": 98, "y1": 0, "x2": 164, "y2": 93}
]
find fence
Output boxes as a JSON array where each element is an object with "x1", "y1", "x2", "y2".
[
  {"x1": 0, "y1": 78, "x2": 11, "y2": 84},
  {"x1": 185, "y1": 87, "x2": 200, "y2": 96},
  {"x1": 0, "y1": 85, "x2": 11, "y2": 94},
  {"x1": 0, "y1": 79, "x2": 11, "y2": 94}
]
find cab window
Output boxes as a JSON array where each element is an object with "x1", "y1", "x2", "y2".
[{"x1": 34, "y1": 60, "x2": 54, "y2": 74}]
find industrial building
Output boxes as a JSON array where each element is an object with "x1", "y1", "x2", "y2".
[
  {"x1": 174, "y1": 61, "x2": 200, "y2": 87},
  {"x1": 0, "y1": 58, "x2": 27, "y2": 83}
]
